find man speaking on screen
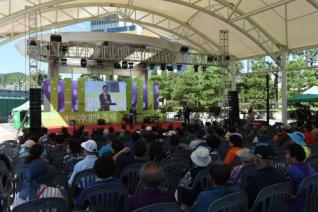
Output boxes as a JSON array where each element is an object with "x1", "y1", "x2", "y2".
[{"x1": 99, "y1": 85, "x2": 112, "y2": 111}]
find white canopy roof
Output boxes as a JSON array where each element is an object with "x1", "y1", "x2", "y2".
[{"x1": 0, "y1": 0, "x2": 318, "y2": 60}]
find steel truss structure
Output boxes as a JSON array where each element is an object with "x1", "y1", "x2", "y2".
[
  {"x1": 28, "y1": 40, "x2": 228, "y2": 66},
  {"x1": 1, "y1": 0, "x2": 314, "y2": 61}
]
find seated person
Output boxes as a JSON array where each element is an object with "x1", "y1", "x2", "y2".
[
  {"x1": 169, "y1": 134, "x2": 187, "y2": 156},
  {"x1": 224, "y1": 133, "x2": 243, "y2": 170},
  {"x1": 286, "y1": 143, "x2": 316, "y2": 212},
  {"x1": 98, "y1": 137, "x2": 114, "y2": 157},
  {"x1": 149, "y1": 142, "x2": 168, "y2": 163},
  {"x1": 288, "y1": 131, "x2": 311, "y2": 159},
  {"x1": 229, "y1": 148, "x2": 255, "y2": 188},
  {"x1": 12, "y1": 159, "x2": 63, "y2": 209},
  {"x1": 177, "y1": 146, "x2": 212, "y2": 206},
  {"x1": 47, "y1": 134, "x2": 68, "y2": 170},
  {"x1": 63, "y1": 139, "x2": 83, "y2": 165},
  {"x1": 190, "y1": 162, "x2": 236, "y2": 212},
  {"x1": 17, "y1": 140, "x2": 35, "y2": 158},
  {"x1": 68, "y1": 139, "x2": 98, "y2": 187},
  {"x1": 245, "y1": 144, "x2": 289, "y2": 208},
  {"x1": 127, "y1": 162, "x2": 176, "y2": 211},
  {"x1": 76, "y1": 156, "x2": 122, "y2": 209},
  {"x1": 116, "y1": 142, "x2": 147, "y2": 175}
]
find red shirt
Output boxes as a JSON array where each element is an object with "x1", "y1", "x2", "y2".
[
  {"x1": 304, "y1": 132, "x2": 316, "y2": 145},
  {"x1": 224, "y1": 147, "x2": 241, "y2": 170}
]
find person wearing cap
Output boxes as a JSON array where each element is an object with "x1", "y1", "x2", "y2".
[
  {"x1": 288, "y1": 131, "x2": 311, "y2": 159},
  {"x1": 17, "y1": 139, "x2": 35, "y2": 158},
  {"x1": 12, "y1": 159, "x2": 63, "y2": 209},
  {"x1": 177, "y1": 146, "x2": 212, "y2": 206},
  {"x1": 229, "y1": 148, "x2": 256, "y2": 188},
  {"x1": 224, "y1": 133, "x2": 243, "y2": 170},
  {"x1": 190, "y1": 162, "x2": 236, "y2": 212},
  {"x1": 68, "y1": 139, "x2": 98, "y2": 187},
  {"x1": 286, "y1": 143, "x2": 316, "y2": 212},
  {"x1": 244, "y1": 144, "x2": 289, "y2": 208}
]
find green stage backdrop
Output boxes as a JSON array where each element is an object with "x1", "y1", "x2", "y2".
[{"x1": 42, "y1": 78, "x2": 160, "y2": 127}]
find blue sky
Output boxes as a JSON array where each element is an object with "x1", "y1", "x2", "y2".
[{"x1": 0, "y1": 22, "x2": 90, "y2": 74}]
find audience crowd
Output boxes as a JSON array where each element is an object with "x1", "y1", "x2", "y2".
[{"x1": 1, "y1": 120, "x2": 318, "y2": 211}]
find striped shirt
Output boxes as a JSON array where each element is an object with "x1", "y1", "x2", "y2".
[{"x1": 12, "y1": 185, "x2": 63, "y2": 209}]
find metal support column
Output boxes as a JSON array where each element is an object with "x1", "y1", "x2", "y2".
[
  {"x1": 230, "y1": 61, "x2": 236, "y2": 91},
  {"x1": 280, "y1": 51, "x2": 288, "y2": 125},
  {"x1": 266, "y1": 74, "x2": 270, "y2": 125}
]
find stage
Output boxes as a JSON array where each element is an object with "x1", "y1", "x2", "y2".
[{"x1": 46, "y1": 121, "x2": 182, "y2": 135}]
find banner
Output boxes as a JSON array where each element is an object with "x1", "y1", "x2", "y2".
[
  {"x1": 43, "y1": 80, "x2": 50, "y2": 112},
  {"x1": 143, "y1": 82, "x2": 148, "y2": 110},
  {"x1": 72, "y1": 80, "x2": 78, "y2": 112},
  {"x1": 153, "y1": 82, "x2": 159, "y2": 110},
  {"x1": 58, "y1": 80, "x2": 65, "y2": 112}
]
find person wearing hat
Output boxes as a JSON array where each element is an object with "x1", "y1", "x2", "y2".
[
  {"x1": 12, "y1": 159, "x2": 63, "y2": 209},
  {"x1": 68, "y1": 139, "x2": 98, "y2": 187},
  {"x1": 190, "y1": 162, "x2": 236, "y2": 212},
  {"x1": 17, "y1": 140, "x2": 35, "y2": 158},
  {"x1": 224, "y1": 133, "x2": 243, "y2": 170},
  {"x1": 288, "y1": 131, "x2": 311, "y2": 159},
  {"x1": 229, "y1": 148, "x2": 256, "y2": 188},
  {"x1": 177, "y1": 146, "x2": 212, "y2": 206},
  {"x1": 244, "y1": 144, "x2": 289, "y2": 208}
]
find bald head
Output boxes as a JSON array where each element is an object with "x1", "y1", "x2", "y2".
[{"x1": 139, "y1": 162, "x2": 164, "y2": 188}]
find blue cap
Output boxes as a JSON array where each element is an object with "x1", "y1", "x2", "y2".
[{"x1": 288, "y1": 131, "x2": 305, "y2": 146}]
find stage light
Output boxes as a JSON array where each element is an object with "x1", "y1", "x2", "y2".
[
  {"x1": 202, "y1": 65, "x2": 207, "y2": 72},
  {"x1": 180, "y1": 46, "x2": 189, "y2": 53},
  {"x1": 122, "y1": 61, "x2": 128, "y2": 69},
  {"x1": 176, "y1": 64, "x2": 182, "y2": 71},
  {"x1": 61, "y1": 58, "x2": 67, "y2": 66},
  {"x1": 167, "y1": 65, "x2": 173, "y2": 71},
  {"x1": 194, "y1": 64, "x2": 199, "y2": 72},
  {"x1": 128, "y1": 62, "x2": 134, "y2": 69},
  {"x1": 149, "y1": 64, "x2": 155, "y2": 70},
  {"x1": 97, "y1": 60, "x2": 104, "y2": 68},
  {"x1": 60, "y1": 44, "x2": 68, "y2": 55},
  {"x1": 80, "y1": 58, "x2": 87, "y2": 68},
  {"x1": 207, "y1": 56, "x2": 217, "y2": 62},
  {"x1": 29, "y1": 39, "x2": 37, "y2": 46},
  {"x1": 114, "y1": 62, "x2": 121, "y2": 69},
  {"x1": 160, "y1": 63, "x2": 166, "y2": 71}
]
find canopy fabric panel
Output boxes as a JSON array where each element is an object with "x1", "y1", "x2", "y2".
[
  {"x1": 288, "y1": 86, "x2": 318, "y2": 103},
  {"x1": 0, "y1": 0, "x2": 318, "y2": 59}
]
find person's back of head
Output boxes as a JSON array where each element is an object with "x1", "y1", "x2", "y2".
[
  {"x1": 67, "y1": 139, "x2": 81, "y2": 155},
  {"x1": 27, "y1": 131, "x2": 41, "y2": 143},
  {"x1": 206, "y1": 134, "x2": 221, "y2": 149},
  {"x1": 149, "y1": 142, "x2": 165, "y2": 162},
  {"x1": 56, "y1": 134, "x2": 65, "y2": 146},
  {"x1": 133, "y1": 142, "x2": 147, "y2": 158},
  {"x1": 48, "y1": 133, "x2": 57, "y2": 144},
  {"x1": 140, "y1": 162, "x2": 164, "y2": 189},
  {"x1": 94, "y1": 156, "x2": 115, "y2": 179},
  {"x1": 208, "y1": 162, "x2": 230, "y2": 186},
  {"x1": 229, "y1": 134, "x2": 243, "y2": 147},
  {"x1": 26, "y1": 144, "x2": 44, "y2": 164},
  {"x1": 286, "y1": 143, "x2": 306, "y2": 164},
  {"x1": 169, "y1": 134, "x2": 181, "y2": 147}
]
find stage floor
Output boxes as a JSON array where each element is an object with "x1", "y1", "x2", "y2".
[
  {"x1": 47, "y1": 121, "x2": 183, "y2": 135},
  {"x1": 0, "y1": 123, "x2": 18, "y2": 143}
]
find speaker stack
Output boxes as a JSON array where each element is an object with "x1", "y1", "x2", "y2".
[
  {"x1": 228, "y1": 91, "x2": 239, "y2": 121},
  {"x1": 29, "y1": 88, "x2": 42, "y2": 129}
]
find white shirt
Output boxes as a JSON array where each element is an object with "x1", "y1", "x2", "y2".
[{"x1": 68, "y1": 155, "x2": 97, "y2": 186}]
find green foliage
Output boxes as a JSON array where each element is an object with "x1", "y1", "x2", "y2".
[
  {"x1": 287, "y1": 58, "x2": 317, "y2": 97},
  {"x1": 150, "y1": 66, "x2": 230, "y2": 110}
]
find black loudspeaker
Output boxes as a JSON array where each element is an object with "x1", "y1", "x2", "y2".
[
  {"x1": 29, "y1": 88, "x2": 42, "y2": 129},
  {"x1": 20, "y1": 110, "x2": 28, "y2": 122},
  {"x1": 210, "y1": 106, "x2": 221, "y2": 117},
  {"x1": 228, "y1": 91, "x2": 239, "y2": 121},
  {"x1": 97, "y1": 119, "x2": 105, "y2": 125},
  {"x1": 50, "y1": 34, "x2": 62, "y2": 42}
]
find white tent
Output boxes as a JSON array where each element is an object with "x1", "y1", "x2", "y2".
[{"x1": 0, "y1": 0, "x2": 318, "y2": 60}]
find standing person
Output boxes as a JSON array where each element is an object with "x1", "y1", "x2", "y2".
[
  {"x1": 183, "y1": 104, "x2": 191, "y2": 125},
  {"x1": 129, "y1": 105, "x2": 137, "y2": 129},
  {"x1": 99, "y1": 85, "x2": 112, "y2": 111}
]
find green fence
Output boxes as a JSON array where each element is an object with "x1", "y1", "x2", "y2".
[{"x1": 0, "y1": 98, "x2": 26, "y2": 123}]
